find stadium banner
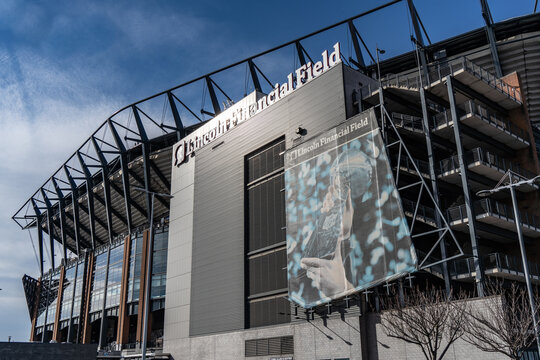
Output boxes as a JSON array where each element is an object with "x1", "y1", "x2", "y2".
[{"x1": 285, "y1": 108, "x2": 417, "y2": 308}]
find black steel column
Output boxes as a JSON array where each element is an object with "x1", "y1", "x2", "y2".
[
  {"x1": 66, "y1": 260, "x2": 78, "y2": 343},
  {"x1": 419, "y1": 88, "x2": 451, "y2": 294},
  {"x1": 204, "y1": 77, "x2": 221, "y2": 116},
  {"x1": 108, "y1": 120, "x2": 133, "y2": 232},
  {"x1": 52, "y1": 178, "x2": 68, "y2": 260},
  {"x1": 165, "y1": 93, "x2": 185, "y2": 141},
  {"x1": 64, "y1": 166, "x2": 82, "y2": 255},
  {"x1": 479, "y1": 0, "x2": 503, "y2": 78},
  {"x1": 32, "y1": 199, "x2": 45, "y2": 277},
  {"x1": 78, "y1": 151, "x2": 97, "y2": 250},
  {"x1": 132, "y1": 106, "x2": 153, "y2": 220},
  {"x1": 40, "y1": 189, "x2": 56, "y2": 270},
  {"x1": 407, "y1": 0, "x2": 430, "y2": 84},
  {"x1": 92, "y1": 137, "x2": 114, "y2": 243},
  {"x1": 446, "y1": 76, "x2": 484, "y2": 296},
  {"x1": 98, "y1": 246, "x2": 111, "y2": 350}
]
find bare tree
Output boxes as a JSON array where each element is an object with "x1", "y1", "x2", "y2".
[
  {"x1": 463, "y1": 281, "x2": 539, "y2": 360},
  {"x1": 380, "y1": 286, "x2": 469, "y2": 360}
]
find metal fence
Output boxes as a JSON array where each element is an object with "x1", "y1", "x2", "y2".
[
  {"x1": 438, "y1": 147, "x2": 535, "y2": 179},
  {"x1": 446, "y1": 198, "x2": 540, "y2": 230}
]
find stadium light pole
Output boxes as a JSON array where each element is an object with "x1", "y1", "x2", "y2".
[
  {"x1": 133, "y1": 187, "x2": 173, "y2": 360},
  {"x1": 477, "y1": 172, "x2": 540, "y2": 355}
]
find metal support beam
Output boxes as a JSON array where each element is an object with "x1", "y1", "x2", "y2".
[
  {"x1": 108, "y1": 120, "x2": 134, "y2": 231},
  {"x1": 447, "y1": 76, "x2": 484, "y2": 296},
  {"x1": 98, "y1": 246, "x2": 111, "y2": 350},
  {"x1": 92, "y1": 137, "x2": 114, "y2": 244},
  {"x1": 480, "y1": 0, "x2": 503, "y2": 78},
  {"x1": 51, "y1": 178, "x2": 68, "y2": 260},
  {"x1": 132, "y1": 106, "x2": 154, "y2": 222},
  {"x1": 64, "y1": 166, "x2": 82, "y2": 255},
  {"x1": 66, "y1": 260, "x2": 79, "y2": 343},
  {"x1": 419, "y1": 87, "x2": 451, "y2": 294},
  {"x1": 77, "y1": 151, "x2": 97, "y2": 250},
  {"x1": 204, "y1": 76, "x2": 221, "y2": 116},
  {"x1": 407, "y1": 0, "x2": 430, "y2": 85},
  {"x1": 165, "y1": 92, "x2": 185, "y2": 141},
  {"x1": 40, "y1": 189, "x2": 56, "y2": 270},
  {"x1": 247, "y1": 59, "x2": 262, "y2": 93},
  {"x1": 347, "y1": 20, "x2": 373, "y2": 69},
  {"x1": 31, "y1": 199, "x2": 45, "y2": 277}
]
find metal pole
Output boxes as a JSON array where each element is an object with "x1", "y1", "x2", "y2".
[
  {"x1": 67, "y1": 261, "x2": 79, "y2": 343},
  {"x1": 141, "y1": 193, "x2": 155, "y2": 360},
  {"x1": 508, "y1": 172, "x2": 540, "y2": 355},
  {"x1": 447, "y1": 76, "x2": 485, "y2": 297}
]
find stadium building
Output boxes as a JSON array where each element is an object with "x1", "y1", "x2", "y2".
[{"x1": 12, "y1": 1, "x2": 540, "y2": 359}]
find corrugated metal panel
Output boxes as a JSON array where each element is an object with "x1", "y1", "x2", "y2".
[{"x1": 189, "y1": 64, "x2": 351, "y2": 336}]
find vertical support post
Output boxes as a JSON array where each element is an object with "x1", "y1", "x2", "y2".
[
  {"x1": 136, "y1": 229, "x2": 151, "y2": 345},
  {"x1": 347, "y1": 20, "x2": 366, "y2": 69},
  {"x1": 32, "y1": 199, "x2": 45, "y2": 277},
  {"x1": 108, "y1": 120, "x2": 133, "y2": 232},
  {"x1": 247, "y1": 59, "x2": 263, "y2": 93},
  {"x1": 132, "y1": 106, "x2": 153, "y2": 219},
  {"x1": 295, "y1": 41, "x2": 307, "y2": 66},
  {"x1": 204, "y1": 77, "x2": 222, "y2": 116},
  {"x1": 447, "y1": 76, "x2": 484, "y2": 296},
  {"x1": 419, "y1": 88, "x2": 451, "y2": 295},
  {"x1": 29, "y1": 278, "x2": 42, "y2": 341},
  {"x1": 117, "y1": 235, "x2": 132, "y2": 346},
  {"x1": 98, "y1": 246, "x2": 112, "y2": 350},
  {"x1": 64, "y1": 166, "x2": 81, "y2": 256},
  {"x1": 41, "y1": 272, "x2": 53, "y2": 343},
  {"x1": 78, "y1": 151, "x2": 97, "y2": 250},
  {"x1": 92, "y1": 137, "x2": 114, "y2": 244},
  {"x1": 67, "y1": 260, "x2": 79, "y2": 343},
  {"x1": 141, "y1": 195, "x2": 155, "y2": 360},
  {"x1": 509, "y1": 172, "x2": 540, "y2": 355},
  {"x1": 52, "y1": 178, "x2": 68, "y2": 260},
  {"x1": 82, "y1": 253, "x2": 95, "y2": 344},
  {"x1": 52, "y1": 265, "x2": 66, "y2": 341},
  {"x1": 479, "y1": 0, "x2": 503, "y2": 78},
  {"x1": 165, "y1": 93, "x2": 185, "y2": 141},
  {"x1": 407, "y1": 0, "x2": 430, "y2": 85},
  {"x1": 41, "y1": 189, "x2": 56, "y2": 270}
]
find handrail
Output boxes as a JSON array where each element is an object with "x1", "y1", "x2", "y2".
[
  {"x1": 446, "y1": 198, "x2": 540, "y2": 230},
  {"x1": 362, "y1": 56, "x2": 522, "y2": 105},
  {"x1": 450, "y1": 252, "x2": 540, "y2": 279},
  {"x1": 438, "y1": 147, "x2": 536, "y2": 180}
]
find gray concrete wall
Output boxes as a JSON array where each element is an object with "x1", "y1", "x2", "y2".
[
  {"x1": 0, "y1": 342, "x2": 97, "y2": 360},
  {"x1": 165, "y1": 316, "x2": 362, "y2": 360},
  {"x1": 164, "y1": 154, "x2": 196, "y2": 342},
  {"x1": 189, "y1": 63, "x2": 348, "y2": 337}
]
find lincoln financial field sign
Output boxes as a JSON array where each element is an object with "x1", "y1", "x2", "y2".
[
  {"x1": 285, "y1": 109, "x2": 417, "y2": 308},
  {"x1": 174, "y1": 43, "x2": 342, "y2": 166}
]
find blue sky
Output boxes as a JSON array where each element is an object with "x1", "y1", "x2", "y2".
[{"x1": 0, "y1": 0, "x2": 536, "y2": 342}]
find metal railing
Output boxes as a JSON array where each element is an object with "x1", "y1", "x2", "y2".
[
  {"x1": 446, "y1": 198, "x2": 540, "y2": 230},
  {"x1": 449, "y1": 252, "x2": 540, "y2": 280},
  {"x1": 391, "y1": 112, "x2": 425, "y2": 133},
  {"x1": 360, "y1": 57, "x2": 522, "y2": 105},
  {"x1": 391, "y1": 153, "x2": 431, "y2": 177},
  {"x1": 432, "y1": 100, "x2": 529, "y2": 144},
  {"x1": 401, "y1": 198, "x2": 437, "y2": 225},
  {"x1": 461, "y1": 100, "x2": 529, "y2": 142},
  {"x1": 438, "y1": 147, "x2": 536, "y2": 180}
]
